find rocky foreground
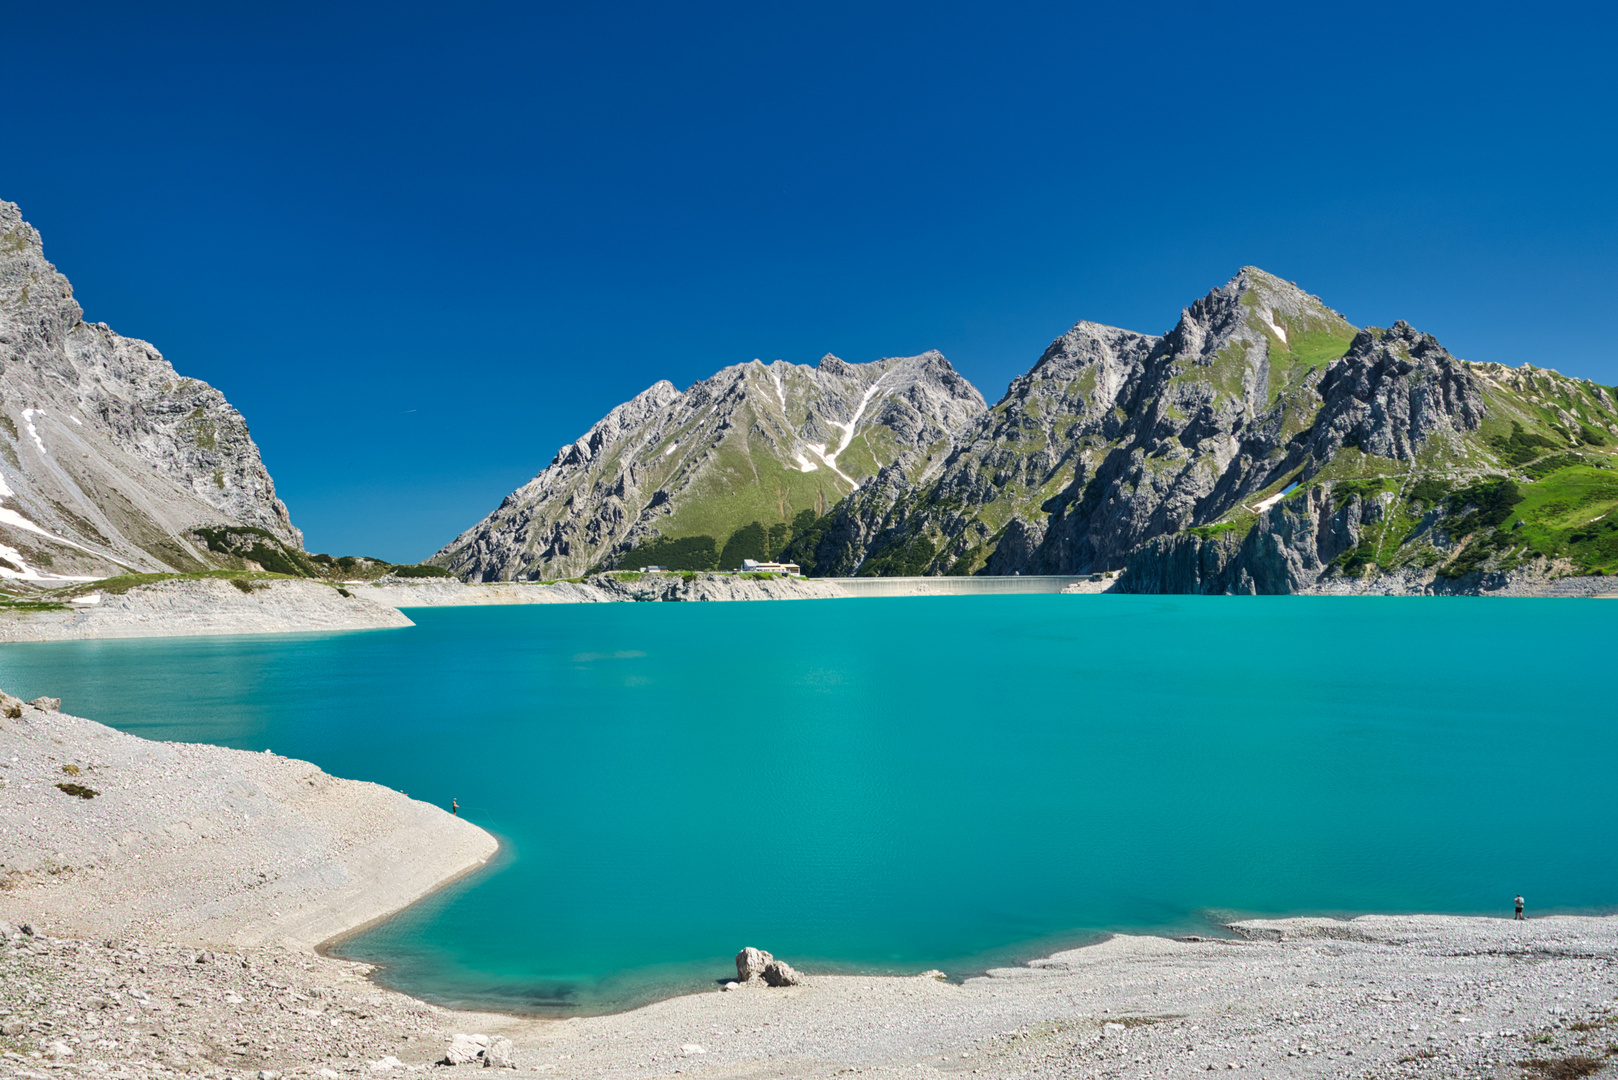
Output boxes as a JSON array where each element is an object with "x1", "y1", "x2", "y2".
[{"x1": 2, "y1": 699, "x2": 1616, "y2": 1080}]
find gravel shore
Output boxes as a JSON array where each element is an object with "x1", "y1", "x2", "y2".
[
  {"x1": 361, "y1": 576, "x2": 849, "y2": 607},
  {"x1": 0, "y1": 579, "x2": 412, "y2": 643},
  {"x1": 2, "y1": 699, "x2": 1614, "y2": 1080}
]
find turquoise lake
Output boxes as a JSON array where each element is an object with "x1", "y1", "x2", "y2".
[{"x1": 1, "y1": 595, "x2": 1615, "y2": 1015}]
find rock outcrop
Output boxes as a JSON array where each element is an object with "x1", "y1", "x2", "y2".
[
  {"x1": 762, "y1": 959, "x2": 804, "y2": 987},
  {"x1": 439, "y1": 1033, "x2": 514, "y2": 1067},
  {"x1": 735, "y1": 946, "x2": 772, "y2": 982},
  {"x1": 432, "y1": 352, "x2": 986, "y2": 581},
  {"x1": 733, "y1": 946, "x2": 803, "y2": 987},
  {"x1": 0, "y1": 199, "x2": 301, "y2": 582}
]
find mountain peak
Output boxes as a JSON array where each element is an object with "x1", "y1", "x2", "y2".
[
  {"x1": 0, "y1": 197, "x2": 300, "y2": 581},
  {"x1": 433, "y1": 349, "x2": 986, "y2": 580}
]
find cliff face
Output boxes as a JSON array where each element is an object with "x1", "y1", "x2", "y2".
[
  {"x1": 432, "y1": 351, "x2": 987, "y2": 581},
  {"x1": 0, "y1": 200, "x2": 300, "y2": 582}
]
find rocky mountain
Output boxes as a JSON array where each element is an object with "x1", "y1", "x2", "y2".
[
  {"x1": 432, "y1": 352, "x2": 986, "y2": 581},
  {"x1": 800, "y1": 268, "x2": 1359, "y2": 575},
  {"x1": 792, "y1": 268, "x2": 1618, "y2": 591},
  {"x1": 0, "y1": 199, "x2": 302, "y2": 583}
]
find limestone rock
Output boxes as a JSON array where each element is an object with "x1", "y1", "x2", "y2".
[
  {"x1": 735, "y1": 946, "x2": 773, "y2": 982},
  {"x1": 762, "y1": 959, "x2": 803, "y2": 987},
  {"x1": 441, "y1": 1033, "x2": 491, "y2": 1066},
  {"x1": 27, "y1": 697, "x2": 59, "y2": 712},
  {"x1": 484, "y1": 1036, "x2": 515, "y2": 1068}
]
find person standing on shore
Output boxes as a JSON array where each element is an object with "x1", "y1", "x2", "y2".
[
  {"x1": 452, "y1": 798, "x2": 459, "y2": 816},
  {"x1": 1514, "y1": 894, "x2": 1525, "y2": 920}
]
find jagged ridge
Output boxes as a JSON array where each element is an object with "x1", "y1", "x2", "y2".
[
  {"x1": 432, "y1": 351, "x2": 986, "y2": 581},
  {"x1": 796, "y1": 269, "x2": 1618, "y2": 593}
]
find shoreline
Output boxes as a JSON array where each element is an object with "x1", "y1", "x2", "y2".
[
  {"x1": 0, "y1": 571, "x2": 1609, "y2": 645},
  {"x1": 4, "y1": 698, "x2": 1617, "y2": 1078},
  {"x1": 0, "y1": 577, "x2": 413, "y2": 644}
]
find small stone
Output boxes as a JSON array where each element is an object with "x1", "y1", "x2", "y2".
[
  {"x1": 679, "y1": 1044, "x2": 706, "y2": 1056},
  {"x1": 367, "y1": 1055, "x2": 403, "y2": 1071},
  {"x1": 256, "y1": 1072, "x2": 280, "y2": 1080},
  {"x1": 19, "y1": 924, "x2": 34, "y2": 937},
  {"x1": 762, "y1": 959, "x2": 803, "y2": 987},
  {"x1": 318, "y1": 1071, "x2": 341, "y2": 1080},
  {"x1": 28, "y1": 697, "x2": 60, "y2": 712},
  {"x1": 720, "y1": 981, "x2": 740, "y2": 991},
  {"x1": 484, "y1": 1037, "x2": 515, "y2": 1068},
  {"x1": 48, "y1": 1041, "x2": 72, "y2": 1057},
  {"x1": 735, "y1": 946, "x2": 773, "y2": 982},
  {"x1": 1, "y1": 1021, "x2": 25, "y2": 1036},
  {"x1": 1104, "y1": 1023, "x2": 1126, "y2": 1034}
]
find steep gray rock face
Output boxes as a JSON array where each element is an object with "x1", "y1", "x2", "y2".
[
  {"x1": 1300, "y1": 321, "x2": 1485, "y2": 464},
  {"x1": 1122, "y1": 486, "x2": 1378, "y2": 594},
  {"x1": 0, "y1": 200, "x2": 299, "y2": 581},
  {"x1": 433, "y1": 351, "x2": 985, "y2": 581},
  {"x1": 1119, "y1": 325, "x2": 1493, "y2": 594},
  {"x1": 810, "y1": 268, "x2": 1359, "y2": 576}
]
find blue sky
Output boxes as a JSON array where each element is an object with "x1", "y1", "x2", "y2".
[{"x1": 4, "y1": 2, "x2": 1615, "y2": 560}]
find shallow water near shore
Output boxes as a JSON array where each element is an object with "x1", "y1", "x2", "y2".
[{"x1": 2, "y1": 595, "x2": 1615, "y2": 1015}]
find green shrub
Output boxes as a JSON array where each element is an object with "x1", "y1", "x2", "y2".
[
  {"x1": 1187, "y1": 521, "x2": 1244, "y2": 540},
  {"x1": 1491, "y1": 421, "x2": 1564, "y2": 465},
  {"x1": 1439, "y1": 528, "x2": 1516, "y2": 578},
  {"x1": 945, "y1": 543, "x2": 985, "y2": 576},
  {"x1": 858, "y1": 535, "x2": 937, "y2": 577},
  {"x1": 779, "y1": 509, "x2": 833, "y2": 574},
  {"x1": 619, "y1": 534, "x2": 720, "y2": 571},
  {"x1": 1525, "y1": 454, "x2": 1597, "y2": 480},
  {"x1": 191, "y1": 526, "x2": 316, "y2": 577},
  {"x1": 1566, "y1": 516, "x2": 1618, "y2": 571},
  {"x1": 1408, "y1": 477, "x2": 1451, "y2": 506},
  {"x1": 390, "y1": 564, "x2": 454, "y2": 578},
  {"x1": 1329, "y1": 539, "x2": 1378, "y2": 577},
  {"x1": 719, "y1": 522, "x2": 769, "y2": 569},
  {"x1": 55, "y1": 782, "x2": 99, "y2": 799},
  {"x1": 1445, "y1": 478, "x2": 1523, "y2": 529},
  {"x1": 1332, "y1": 478, "x2": 1389, "y2": 503}
]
